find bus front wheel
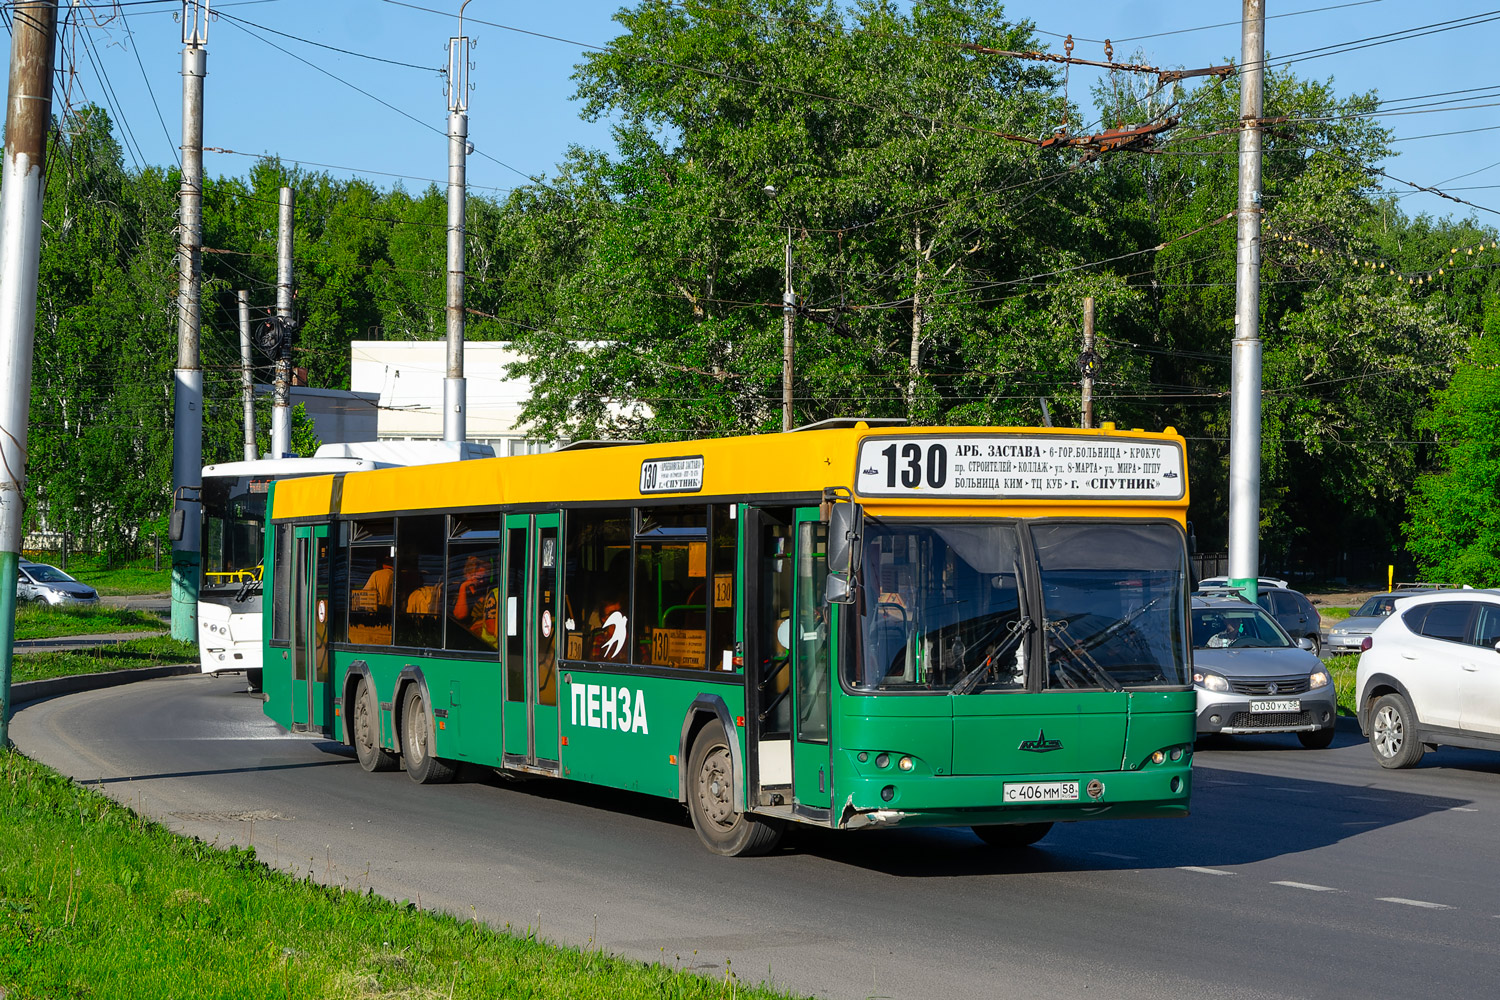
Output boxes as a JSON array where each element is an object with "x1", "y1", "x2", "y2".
[
  {"x1": 401, "y1": 686, "x2": 456, "y2": 784},
  {"x1": 687, "y1": 721, "x2": 783, "y2": 857},
  {"x1": 972, "y1": 822, "x2": 1053, "y2": 848},
  {"x1": 353, "y1": 678, "x2": 397, "y2": 772}
]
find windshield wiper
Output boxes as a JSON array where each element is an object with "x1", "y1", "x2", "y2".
[
  {"x1": 1047, "y1": 619, "x2": 1125, "y2": 692},
  {"x1": 951, "y1": 618, "x2": 1031, "y2": 696}
]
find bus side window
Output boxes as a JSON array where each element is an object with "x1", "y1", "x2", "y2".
[
  {"x1": 272, "y1": 524, "x2": 292, "y2": 642},
  {"x1": 636, "y1": 506, "x2": 708, "y2": 669},
  {"x1": 563, "y1": 508, "x2": 632, "y2": 662},
  {"x1": 347, "y1": 519, "x2": 396, "y2": 647},
  {"x1": 711, "y1": 504, "x2": 737, "y2": 672},
  {"x1": 394, "y1": 515, "x2": 446, "y2": 649}
]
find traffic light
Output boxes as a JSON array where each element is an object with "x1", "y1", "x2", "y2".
[{"x1": 256, "y1": 315, "x2": 296, "y2": 356}]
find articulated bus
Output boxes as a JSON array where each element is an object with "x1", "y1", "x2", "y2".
[
  {"x1": 262, "y1": 421, "x2": 1196, "y2": 855},
  {"x1": 198, "y1": 442, "x2": 492, "y2": 689}
]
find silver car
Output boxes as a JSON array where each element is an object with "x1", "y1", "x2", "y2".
[
  {"x1": 17, "y1": 561, "x2": 100, "y2": 606},
  {"x1": 1191, "y1": 596, "x2": 1338, "y2": 748},
  {"x1": 1325, "y1": 590, "x2": 1436, "y2": 655}
]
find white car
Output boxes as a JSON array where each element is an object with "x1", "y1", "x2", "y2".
[
  {"x1": 17, "y1": 561, "x2": 100, "y2": 606},
  {"x1": 1356, "y1": 590, "x2": 1500, "y2": 768}
]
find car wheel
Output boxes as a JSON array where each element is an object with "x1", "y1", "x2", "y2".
[
  {"x1": 1306, "y1": 633, "x2": 1321, "y2": 656},
  {"x1": 972, "y1": 822, "x2": 1053, "y2": 848},
  {"x1": 1369, "y1": 693, "x2": 1424, "y2": 769},
  {"x1": 686, "y1": 720, "x2": 783, "y2": 856},
  {"x1": 1297, "y1": 725, "x2": 1335, "y2": 750}
]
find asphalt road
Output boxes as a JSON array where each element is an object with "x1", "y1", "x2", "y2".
[{"x1": 11, "y1": 674, "x2": 1500, "y2": 999}]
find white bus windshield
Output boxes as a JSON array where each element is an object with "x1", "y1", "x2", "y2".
[{"x1": 201, "y1": 475, "x2": 270, "y2": 591}]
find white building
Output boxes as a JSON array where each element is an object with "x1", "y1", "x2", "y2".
[{"x1": 349, "y1": 341, "x2": 554, "y2": 455}]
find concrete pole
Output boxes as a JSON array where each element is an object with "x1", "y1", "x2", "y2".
[
  {"x1": 444, "y1": 108, "x2": 468, "y2": 443},
  {"x1": 1227, "y1": 0, "x2": 1265, "y2": 603},
  {"x1": 1081, "y1": 296, "x2": 1096, "y2": 429},
  {"x1": 238, "y1": 290, "x2": 256, "y2": 460},
  {"x1": 444, "y1": 28, "x2": 471, "y2": 444},
  {"x1": 271, "y1": 186, "x2": 294, "y2": 458},
  {"x1": 0, "y1": 1, "x2": 57, "y2": 747},
  {"x1": 782, "y1": 226, "x2": 794, "y2": 433},
  {"x1": 170, "y1": 7, "x2": 207, "y2": 642}
]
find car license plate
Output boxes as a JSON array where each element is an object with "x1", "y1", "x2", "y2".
[
  {"x1": 1002, "y1": 781, "x2": 1080, "y2": 803},
  {"x1": 1250, "y1": 699, "x2": 1300, "y2": 713}
]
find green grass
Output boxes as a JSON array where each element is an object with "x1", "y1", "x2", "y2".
[
  {"x1": 13, "y1": 603, "x2": 167, "y2": 641},
  {"x1": 1319, "y1": 606, "x2": 1354, "y2": 623},
  {"x1": 0, "y1": 749, "x2": 796, "y2": 1000},
  {"x1": 1328, "y1": 653, "x2": 1359, "y2": 716},
  {"x1": 11, "y1": 637, "x2": 198, "y2": 683}
]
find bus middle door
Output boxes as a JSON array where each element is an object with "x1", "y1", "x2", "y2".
[
  {"x1": 501, "y1": 513, "x2": 562, "y2": 774},
  {"x1": 289, "y1": 524, "x2": 331, "y2": 733}
]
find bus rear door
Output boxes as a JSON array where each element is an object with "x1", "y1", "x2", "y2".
[
  {"x1": 289, "y1": 524, "x2": 331, "y2": 733},
  {"x1": 502, "y1": 512, "x2": 562, "y2": 774}
]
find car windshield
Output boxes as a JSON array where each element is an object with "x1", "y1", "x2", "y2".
[
  {"x1": 1354, "y1": 596, "x2": 1399, "y2": 618},
  {"x1": 25, "y1": 564, "x2": 75, "y2": 584},
  {"x1": 1192, "y1": 606, "x2": 1292, "y2": 649},
  {"x1": 848, "y1": 519, "x2": 1189, "y2": 692}
]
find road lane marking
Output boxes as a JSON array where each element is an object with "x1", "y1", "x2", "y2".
[
  {"x1": 1449, "y1": 807, "x2": 1479, "y2": 813},
  {"x1": 1378, "y1": 897, "x2": 1453, "y2": 910},
  {"x1": 1272, "y1": 881, "x2": 1339, "y2": 892},
  {"x1": 1271, "y1": 787, "x2": 1315, "y2": 793},
  {"x1": 1093, "y1": 852, "x2": 1139, "y2": 860},
  {"x1": 1179, "y1": 866, "x2": 1235, "y2": 876},
  {"x1": 1347, "y1": 795, "x2": 1391, "y2": 802}
]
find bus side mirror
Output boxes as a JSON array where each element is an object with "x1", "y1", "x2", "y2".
[
  {"x1": 828, "y1": 501, "x2": 862, "y2": 575},
  {"x1": 825, "y1": 572, "x2": 854, "y2": 606},
  {"x1": 169, "y1": 507, "x2": 186, "y2": 542}
]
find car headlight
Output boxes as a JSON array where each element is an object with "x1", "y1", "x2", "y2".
[
  {"x1": 1193, "y1": 671, "x2": 1229, "y2": 692},
  {"x1": 1331, "y1": 627, "x2": 1346, "y2": 635},
  {"x1": 1308, "y1": 669, "x2": 1331, "y2": 689}
]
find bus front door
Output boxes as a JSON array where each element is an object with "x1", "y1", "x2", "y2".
[
  {"x1": 748, "y1": 507, "x2": 833, "y2": 815},
  {"x1": 289, "y1": 524, "x2": 331, "y2": 733},
  {"x1": 502, "y1": 513, "x2": 562, "y2": 773}
]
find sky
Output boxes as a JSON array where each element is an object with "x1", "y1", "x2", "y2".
[{"x1": 11, "y1": 0, "x2": 1500, "y2": 223}]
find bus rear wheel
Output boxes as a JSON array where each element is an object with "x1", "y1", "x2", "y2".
[
  {"x1": 972, "y1": 822, "x2": 1053, "y2": 848},
  {"x1": 687, "y1": 721, "x2": 783, "y2": 857},
  {"x1": 353, "y1": 678, "x2": 397, "y2": 772},
  {"x1": 401, "y1": 686, "x2": 456, "y2": 784}
]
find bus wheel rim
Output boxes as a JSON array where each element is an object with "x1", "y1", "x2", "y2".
[{"x1": 697, "y1": 744, "x2": 735, "y2": 829}]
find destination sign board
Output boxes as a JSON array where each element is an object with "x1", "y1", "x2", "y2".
[
  {"x1": 854, "y1": 435, "x2": 1185, "y2": 500},
  {"x1": 639, "y1": 455, "x2": 704, "y2": 494}
]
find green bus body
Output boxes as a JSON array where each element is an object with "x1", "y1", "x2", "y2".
[{"x1": 262, "y1": 427, "x2": 1196, "y2": 855}]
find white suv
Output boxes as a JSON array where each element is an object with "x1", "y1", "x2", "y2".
[{"x1": 1355, "y1": 591, "x2": 1500, "y2": 768}]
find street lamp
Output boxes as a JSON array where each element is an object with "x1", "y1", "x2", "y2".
[{"x1": 764, "y1": 185, "x2": 795, "y2": 433}]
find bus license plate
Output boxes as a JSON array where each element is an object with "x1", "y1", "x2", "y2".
[
  {"x1": 1003, "y1": 781, "x2": 1080, "y2": 803},
  {"x1": 1250, "y1": 699, "x2": 1300, "y2": 713}
]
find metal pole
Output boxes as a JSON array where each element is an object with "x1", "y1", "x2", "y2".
[
  {"x1": 170, "y1": 2, "x2": 207, "y2": 642},
  {"x1": 1081, "y1": 296, "x2": 1095, "y2": 429},
  {"x1": 0, "y1": 1, "x2": 57, "y2": 747},
  {"x1": 444, "y1": 107, "x2": 468, "y2": 443},
  {"x1": 271, "y1": 186, "x2": 294, "y2": 458},
  {"x1": 238, "y1": 289, "x2": 255, "y2": 460},
  {"x1": 1227, "y1": 0, "x2": 1265, "y2": 604},
  {"x1": 782, "y1": 225, "x2": 794, "y2": 433}
]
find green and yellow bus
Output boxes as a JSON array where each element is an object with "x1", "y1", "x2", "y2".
[{"x1": 263, "y1": 421, "x2": 1196, "y2": 855}]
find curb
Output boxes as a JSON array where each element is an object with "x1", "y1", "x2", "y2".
[{"x1": 11, "y1": 664, "x2": 199, "y2": 704}]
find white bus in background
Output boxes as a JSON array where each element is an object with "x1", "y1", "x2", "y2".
[{"x1": 198, "y1": 440, "x2": 494, "y2": 690}]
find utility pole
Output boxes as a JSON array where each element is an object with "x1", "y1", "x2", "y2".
[
  {"x1": 1227, "y1": 0, "x2": 1266, "y2": 603},
  {"x1": 0, "y1": 1, "x2": 57, "y2": 747},
  {"x1": 444, "y1": 9, "x2": 471, "y2": 443},
  {"x1": 171, "y1": 0, "x2": 207, "y2": 642},
  {"x1": 270, "y1": 186, "x2": 295, "y2": 459},
  {"x1": 1081, "y1": 296, "x2": 1096, "y2": 429},
  {"x1": 782, "y1": 225, "x2": 795, "y2": 433},
  {"x1": 238, "y1": 290, "x2": 255, "y2": 460}
]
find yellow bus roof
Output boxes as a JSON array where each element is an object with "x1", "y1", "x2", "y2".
[{"x1": 271, "y1": 422, "x2": 1189, "y2": 523}]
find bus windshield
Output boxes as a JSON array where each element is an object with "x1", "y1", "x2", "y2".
[
  {"x1": 850, "y1": 519, "x2": 1188, "y2": 692},
  {"x1": 201, "y1": 475, "x2": 270, "y2": 591}
]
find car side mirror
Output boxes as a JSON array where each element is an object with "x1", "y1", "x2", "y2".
[{"x1": 1296, "y1": 637, "x2": 1316, "y2": 652}]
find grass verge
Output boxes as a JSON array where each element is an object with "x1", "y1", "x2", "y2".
[
  {"x1": 1328, "y1": 653, "x2": 1359, "y2": 717},
  {"x1": 13, "y1": 603, "x2": 167, "y2": 642},
  {"x1": 0, "y1": 750, "x2": 794, "y2": 999},
  {"x1": 1319, "y1": 606, "x2": 1354, "y2": 623},
  {"x1": 11, "y1": 637, "x2": 199, "y2": 683}
]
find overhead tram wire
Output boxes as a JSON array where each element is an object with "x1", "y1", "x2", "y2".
[
  {"x1": 120, "y1": 8, "x2": 180, "y2": 166},
  {"x1": 1027, "y1": 0, "x2": 1385, "y2": 46}
]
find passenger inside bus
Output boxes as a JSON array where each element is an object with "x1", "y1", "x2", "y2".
[
  {"x1": 362, "y1": 553, "x2": 394, "y2": 609},
  {"x1": 452, "y1": 554, "x2": 499, "y2": 648}
]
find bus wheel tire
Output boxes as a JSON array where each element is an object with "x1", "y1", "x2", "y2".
[
  {"x1": 687, "y1": 721, "x2": 783, "y2": 857},
  {"x1": 353, "y1": 679, "x2": 397, "y2": 772},
  {"x1": 246, "y1": 669, "x2": 263, "y2": 693},
  {"x1": 972, "y1": 822, "x2": 1053, "y2": 848},
  {"x1": 401, "y1": 686, "x2": 456, "y2": 784}
]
